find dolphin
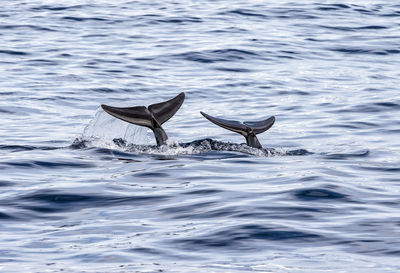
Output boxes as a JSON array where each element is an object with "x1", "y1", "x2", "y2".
[
  {"x1": 200, "y1": 112, "x2": 275, "y2": 149},
  {"x1": 101, "y1": 92, "x2": 185, "y2": 146}
]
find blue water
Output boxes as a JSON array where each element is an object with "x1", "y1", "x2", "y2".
[{"x1": 1, "y1": 1, "x2": 400, "y2": 272}]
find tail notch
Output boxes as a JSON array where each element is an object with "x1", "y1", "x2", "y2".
[
  {"x1": 200, "y1": 112, "x2": 275, "y2": 149},
  {"x1": 101, "y1": 92, "x2": 185, "y2": 146}
]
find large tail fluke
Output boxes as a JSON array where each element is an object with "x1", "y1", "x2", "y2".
[
  {"x1": 101, "y1": 92, "x2": 185, "y2": 146},
  {"x1": 200, "y1": 112, "x2": 275, "y2": 149}
]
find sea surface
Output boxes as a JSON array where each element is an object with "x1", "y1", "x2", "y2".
[{"x1": 1, "y1": 1, "x2": 400, "y2": 272}]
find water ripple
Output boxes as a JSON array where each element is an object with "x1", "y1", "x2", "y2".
[
  {"x1": 0, "y1": 49, "x2": 30, "y2": 56},
  {"x1": 0, "y1": 25, "x2": 56, "y2": 32},
  {"x1": 14, "y1": 190, "x2": 169, "y2": 214},
  {"x1": 174, "y1": 48, "x2": 259, "y2": 63},
  {"x1": 30, "y1": 4, "x2": 87, "y2": 11},
  {"x1": 1, "y1": 0, "x2": 400, "y2": 271},
  {"x1": 2, "y1": 160, "x2": 94, "y2": 169},
  {"x1": 173, "y1": 224, "x2": 326, "y2": 250},
  {"x1": 61, "y1": 16, "x2": 109, "y2": 22},
  {"x1": 220, "y1": 9, "x2": 269, "y2": 19},
  {"x1": 293, "y1": 188, "x2": 350, "y2": 202}
]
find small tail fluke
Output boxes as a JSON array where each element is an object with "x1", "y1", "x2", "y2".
[
  {"x1": 200, "y1": 112, "x2": 275, "y2": 149},
  {"x1": 101, "y1": 92, "x2": 185, "y2": 146}
]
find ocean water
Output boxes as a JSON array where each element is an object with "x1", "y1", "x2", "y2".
[{"x1": 1, "y1": 1, "x2": 400, "y2": 272}]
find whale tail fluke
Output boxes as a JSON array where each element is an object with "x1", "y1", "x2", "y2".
[
  {"x1": 148, "y1": 92, "x2": 185, "y2": 125},
  {"x1": 101, "y1": 92, "x2": 185, "y2": 146},
  {"x1": 200, "y1": 111, "x2": 275, "y2": 149}
]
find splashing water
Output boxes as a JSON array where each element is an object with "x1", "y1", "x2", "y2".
[{"x1": 80, "y1": 108, "x2": 150, "y2": 148}]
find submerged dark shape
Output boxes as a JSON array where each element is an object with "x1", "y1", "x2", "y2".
[
  {"x1": 200, "y1": 112, "x2": 275, "y2": 148},
  {"x1": 101, "y1": 92, "x2": 185, "y2": 146}
]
